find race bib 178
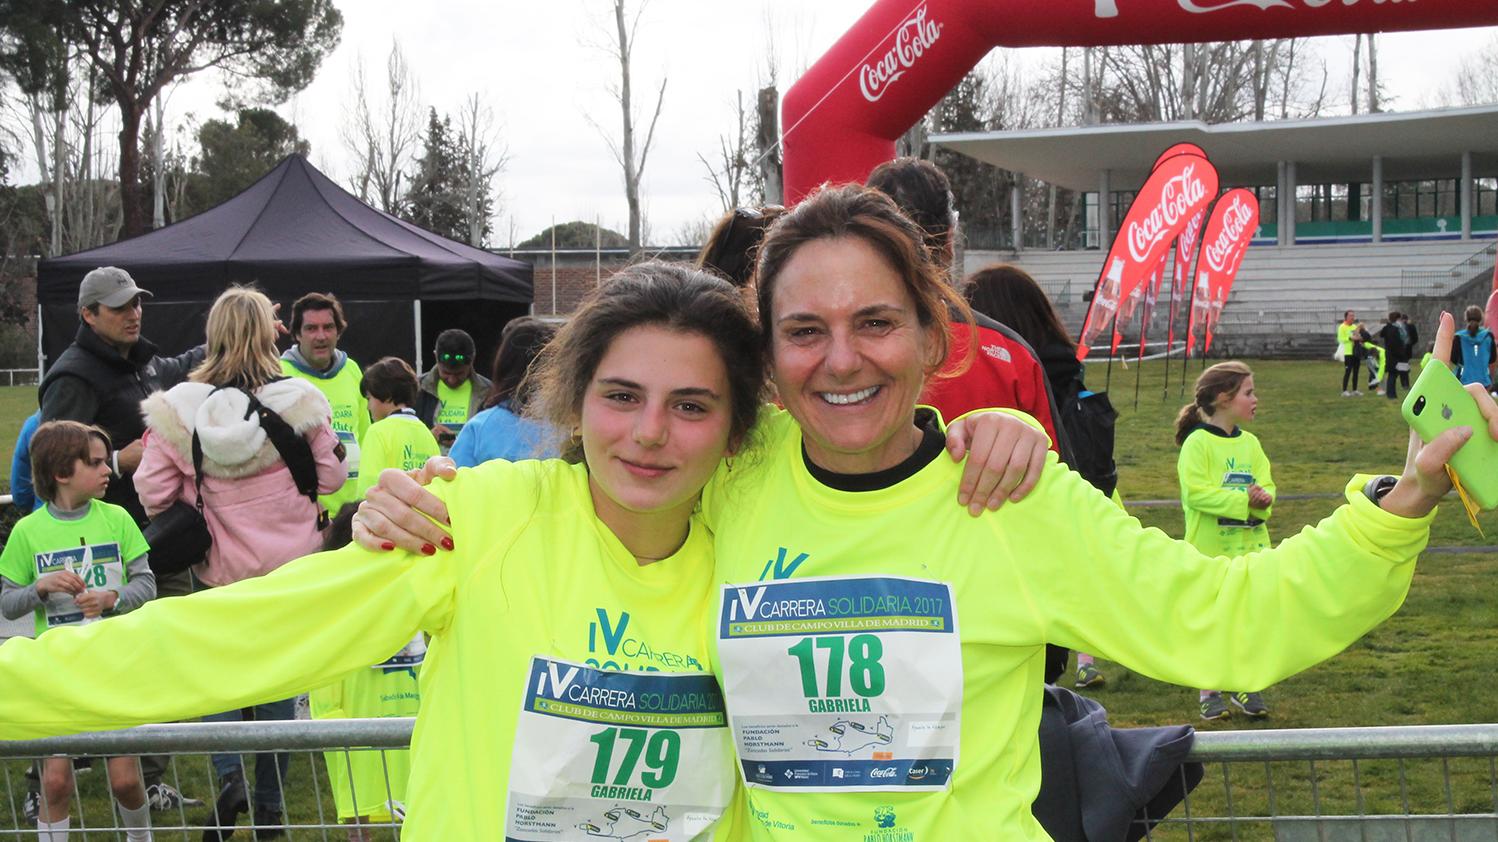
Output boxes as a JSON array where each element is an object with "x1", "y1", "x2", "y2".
[
  {"x1": 504, "y1": 657, "x2": 734, "y2": 842},
  {"x1": 717, "y1": 575, "x2": 962, "y2": 793}
]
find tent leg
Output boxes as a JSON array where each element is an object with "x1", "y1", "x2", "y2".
[{"x1": 413, "y1": 299, "x2": 424, "y2": 374}]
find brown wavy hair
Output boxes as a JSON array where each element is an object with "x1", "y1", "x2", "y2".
[
  {"x1": 754, "y1": 183, "x2": 973, "y2": 379},
  {"x1": 1174, "y1": 361, "x2": 1254, "y2": 445}
]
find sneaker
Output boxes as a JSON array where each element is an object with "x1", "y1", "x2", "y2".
[
  {"x1": 1229, "y1": 691, "x2": 1270, "y2": 718},
  {"x1": 252, "y1": 805, "x2": 287, "y2": 840},
  {"x1": 22, "y1": 789, "x2": 39, "y2": 824},
  {"x1": 148, "y1": 782, "x2": 203, "y2": 811},
  {"x1": 1341, "y1": 390, "x2": 1351, "y2": 397},
  {"x1": 1199, "y1": 692, "x2": 1230, "y2": 720},
  {"x1": 1074, "y1": 663, "x2": 1106, "y2": 688},
  {"x1": 200, "y1": 770, "x2": 248, "y2": 841},
  {"x1": 1353, "y1": 390, "x2": 1364, "y2": 396}
]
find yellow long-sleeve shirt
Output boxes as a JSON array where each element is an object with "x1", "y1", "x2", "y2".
[
  {"x1": 0, "y1": 459, "x2": 737, "y2": 840},
  {"x1": 704, "y1": 409, "x2": 1431, "y2": 842}
]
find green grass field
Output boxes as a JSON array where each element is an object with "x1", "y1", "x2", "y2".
[{"x1": 2, "y1": 360, "x2": 1497, "y2": 836}]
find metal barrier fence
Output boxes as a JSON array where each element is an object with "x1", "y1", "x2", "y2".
[
  {"x1": 0, "y1": 369, "x2": 38, "y2": 388},
  {"x1": 4, "y1": 720, "x2": 1498, "y2": 839}
]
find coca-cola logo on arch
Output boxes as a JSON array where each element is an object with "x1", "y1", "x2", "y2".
[
  {"x1": 1095, "y1": 0, "x2": 1378, "y2": 17},
  {"x1": 1125, "y1": 162, "x2": 1209, "y2": 264},
  {"x1": 1204, "y1": 194, "x2": 1257, "y2": 272},
  {"x1": 859, "y1": 5, "x2": 943, "y2": 103}
]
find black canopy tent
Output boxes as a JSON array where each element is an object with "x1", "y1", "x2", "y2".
[{"x1": 37, "y1": 154, "x2": 533, "y2": 375}]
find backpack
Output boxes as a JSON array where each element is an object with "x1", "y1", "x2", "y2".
[
  {"x1": 235, "y1": 383, "x2": 329, "y2": 529},
  {"x1": 144, "y1": 382, "x2": 326, "y2": 576},
  {"x1": 1055, "y1": 374, "x2": 1118, "y2": 499}
]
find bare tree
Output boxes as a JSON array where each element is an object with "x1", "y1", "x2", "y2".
[
  {"x1": 6, "y1": 55, "x2": 121, "y2": 255},
  {"x1": 1367, "y1": 34, "x2": 1381, "y2": 113},
  {"x1": 1092, "y1": 39, "x2": 1326, "y2": 124},
  {"x1": 1351, "y1": 34, "x2": 1362, "y2": 114},
  {"x1": 699, "y1": 90, "x2": 757, "y2": 212},
  {"x1": 453, "y1": 92, "x2": 509, "y2": 246},
  {"x1": 341, "y1": 41, "x2": 422, "y2": 214},
  {"x1": 588, "y1": 0, "x2": 666, "y2": 253},
  {"x1": 1454, "y1": 36, "x2": 1498, "y2": 105}
]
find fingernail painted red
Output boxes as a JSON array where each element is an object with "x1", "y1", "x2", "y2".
[
  {"x1": 440, "y1": 537, "x2": 454, "y2": 551},
  {"x1": 381, "y1": 542, "x2": 395, "y2": 551},
  {"x1": 421, "y1": 544, "x2": 436, "y2": 556}
]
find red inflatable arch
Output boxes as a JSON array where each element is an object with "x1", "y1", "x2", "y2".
[{"x1": 783, "y1": 0, "x2": 1498, "y2": 202}]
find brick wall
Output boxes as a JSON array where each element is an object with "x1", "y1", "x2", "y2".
[{"x1": 508, "y1": 248, "x2": 699, "y2": 316}]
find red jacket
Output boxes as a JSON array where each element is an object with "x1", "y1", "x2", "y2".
[{"x1": 921, "y1": 313, "x2": 1062, "y2": 454}]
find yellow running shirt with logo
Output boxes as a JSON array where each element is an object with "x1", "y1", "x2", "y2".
[
  {"x1": 0, "y1": 501, "x2": 150, "y2": 636},
  {"x1": 1178, "y1": 423, "x2": 1276, "y2": 558},
  {"x1": 281, "y1": 355, "x2": 369, "y2": 512},
  {"x1": 0, "y1": 459, "x2": 740, "y2": 840},
  {"x1": 355, "y1": 410, "x2": 441, "y2": 498},
  {"x1": 703, "y1": 409, "x2": 1430, "y2": 842}
]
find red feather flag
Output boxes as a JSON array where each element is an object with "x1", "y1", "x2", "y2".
[
  {"x1": 1078, "y1": 152, "x2": 1218, "y2": 361},
  {"x1": 1188, "y1": 188, "x2": 1259, "y2": 355}
]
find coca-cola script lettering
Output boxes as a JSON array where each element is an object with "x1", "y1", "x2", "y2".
[
  {"x1": 1204, "y1": 196, "x2": 1256, "y2": 272},
  {"x1": 1125, "y1": 163, "x2": 1208, "y2": 264},
  {"x1": 859, "y1": 6, "x2": 943, "y2": 102}
]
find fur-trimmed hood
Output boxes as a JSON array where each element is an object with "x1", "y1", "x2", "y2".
[{"x1": 141, "y1": 378, "x2": 333, "y2": 479}]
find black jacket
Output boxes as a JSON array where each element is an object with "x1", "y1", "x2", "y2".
[
  {"x1": 39, "y1": 325, "x2": 204, "y2": 524},
  {"x1": 1033, "y1": 686, "x2": 1203, "y2": 841}
]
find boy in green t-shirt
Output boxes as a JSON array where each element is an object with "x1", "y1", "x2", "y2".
[
  {"x1": 354, "y1": 357, "x2": 441, "y2": 497},
  {"x1": 0, "y1": 420, "x2": 155, "y2": 841}
]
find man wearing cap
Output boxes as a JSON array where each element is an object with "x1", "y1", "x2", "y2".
[
  {"x1": 414, "y1": 328, "x2": 491, "y2": 453},
  {"x1": 36, "y1": 265, "x2": 205, "y2": 814},
  {"x1": 40, "y1": 267, "x2": 206, "y2": 529}
]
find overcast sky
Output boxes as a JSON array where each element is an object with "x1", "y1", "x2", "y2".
[{"x1": 81, "y1": 4, "x2": 1498, "y2": 246}]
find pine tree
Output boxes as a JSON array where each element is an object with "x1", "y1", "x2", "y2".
[{"x1": 405, "y1": 109, "x2": 466, "y2": 240}]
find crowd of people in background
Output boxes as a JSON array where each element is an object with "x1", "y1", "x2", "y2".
[{"x1": 0, "y1": 155, "x2": 1484, "y2": 842}]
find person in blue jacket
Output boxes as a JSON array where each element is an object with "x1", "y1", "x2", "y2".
[
  {"x1": 448, "y1": 317, "x2": 558, "y2": 467},
  {"x1": 1453, "y1": 305, "x2": 1497, "y2": 389},
  {"x1": 10, "y1": 411, "x2": 41, "y2": 512}
]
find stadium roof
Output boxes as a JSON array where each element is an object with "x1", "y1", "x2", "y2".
[{"x1": 931, "y1": 103, "x2": 1498, "y2": 192}]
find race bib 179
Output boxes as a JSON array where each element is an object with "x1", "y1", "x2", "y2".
[
  {"x1": 717, "y1": 576, "x2": 962, "y2": 793},
  {"x1": 504, "y1": 657, "x2": 734, "y2": 841}
]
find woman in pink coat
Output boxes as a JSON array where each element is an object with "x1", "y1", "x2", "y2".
[{"x1": 134, "y1": 285, "x2": 345, "y2": 836}]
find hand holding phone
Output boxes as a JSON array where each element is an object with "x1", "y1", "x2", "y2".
[{"x1": 1402, "y1": 343, "x2": 1498, "y2": 510}]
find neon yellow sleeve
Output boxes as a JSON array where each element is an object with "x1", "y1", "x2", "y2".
[
  {"x1": 1016, "y1": 462, "x2": 1431, "y2": 691},
  {"x1": 1177, "y1": 431, "x2": 1250, "y2": 521},
  {"x1": 0, "y1": 542, "x2": 460, "y2": 739},
  {"x1": 1252, "y1": 435, "x2": 1276, "y2": 520}
]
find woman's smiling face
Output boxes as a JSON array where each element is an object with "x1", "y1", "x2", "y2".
[
  {"x1": 768, "y1": 236, "x2": 937, "y2": 475},
  {"x1": 580, "y1": 325, "x2": 734, "y2": 528}
]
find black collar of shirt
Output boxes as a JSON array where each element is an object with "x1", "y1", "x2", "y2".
[{"x1": 803, "y1": 408, "x2": 946, "y2": 492}]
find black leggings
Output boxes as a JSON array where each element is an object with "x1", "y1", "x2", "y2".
[{"x1": 1342, "y1": 356, "x2": 1361, "y2": 391}]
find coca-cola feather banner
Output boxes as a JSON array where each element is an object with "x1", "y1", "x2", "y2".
[
  {"x1": 1077, "y1": 153, "x2": 1219, "y2": 361},
  {"x1": 1166, "y1": 210, "x2": 1207, "y2": 355},
  {"x1": 1188, "y1": 188, "x2": 1260, "y2": 355}
]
